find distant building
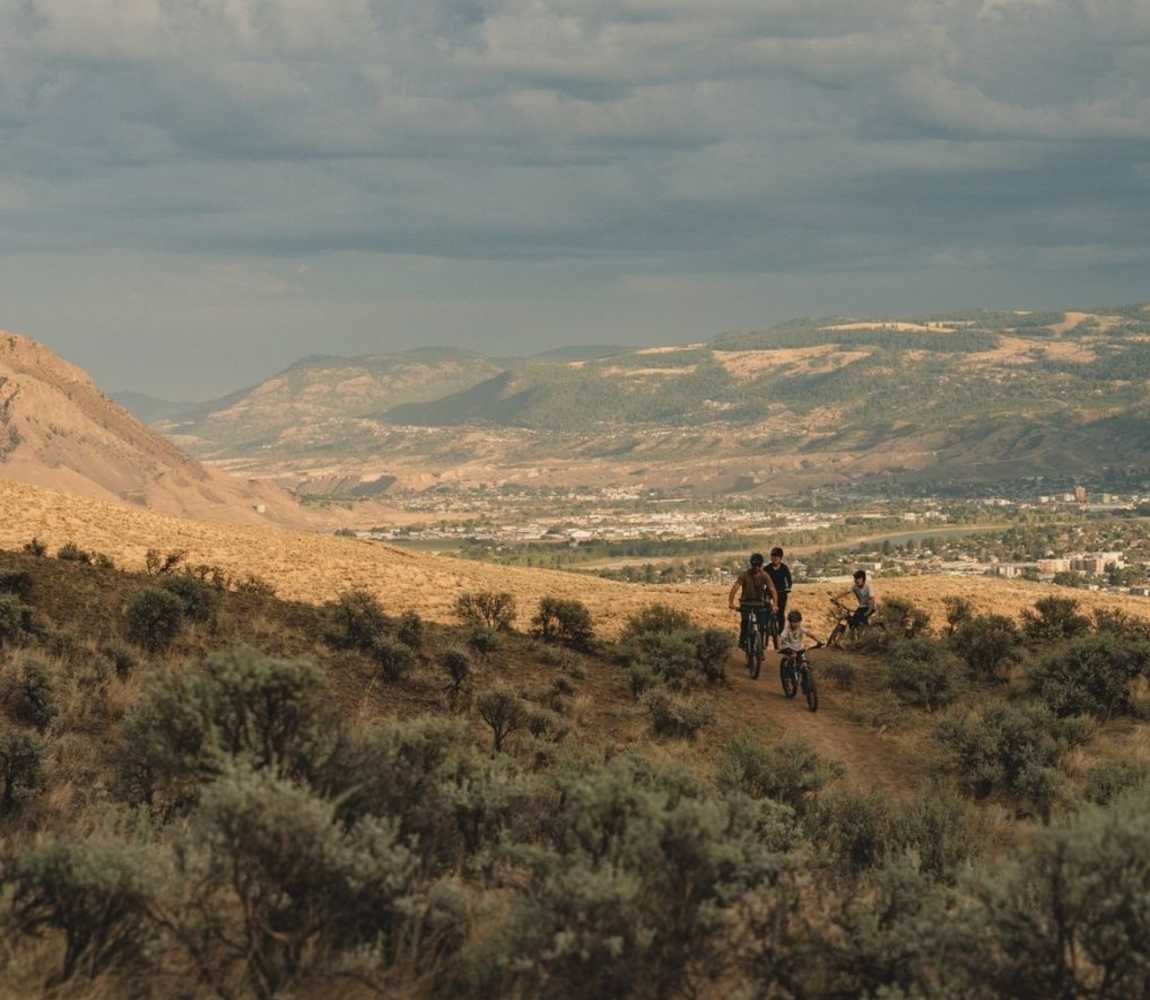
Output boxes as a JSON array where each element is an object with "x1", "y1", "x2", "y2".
[
  {"x1": 1074, "y1": 485, "x2": 1088, "y2": 503},
  {"x1": 1036, "y1": 558, "x2": 1071, "y2": 574}
]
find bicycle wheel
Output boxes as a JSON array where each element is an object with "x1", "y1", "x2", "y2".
[
  {"x1": 801, "y1": 665, "x2": 818, "y2": 712},
  {"x1": 780, "y1": 656, "x2": 797, "y2": 699},
  {"x1": 767, "y1": 613, "x2": 780, "y2": 650},
  {"x1": 749, "y1": 628, "x2": 763, "y2": 680}
]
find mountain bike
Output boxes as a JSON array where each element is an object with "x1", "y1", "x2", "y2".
[
  {"x1": 780, "y1": 645, "x2": 820, "y2": 712},
  {"x1": 737, "y1": 604, "x2": 772, "y2": 680},
  {"x1": 825, "y1": 596, "x2": 884, "y2": 649}
]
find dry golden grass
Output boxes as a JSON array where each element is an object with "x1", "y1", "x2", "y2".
[{"x1": 3, "y1": 478, "x2": 1149, "y2": 639}]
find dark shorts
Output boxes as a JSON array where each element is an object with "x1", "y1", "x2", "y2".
[
  {"x1": 775, "y1": 592, "x2": 788, "y2": 626},
  {"x1": 739, "y1": 604, "x2": 772, "y2": 645},
  {"x1": 850, "y1": 607, "x2": 872, "y2": 628}
]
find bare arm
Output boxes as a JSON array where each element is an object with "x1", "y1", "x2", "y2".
[
  {"x1": 834, "y1": 588, "x2": 852, "y2": 601},
  {"x1": 728, "y1": 579, "x2": 741, "y2": 609}
]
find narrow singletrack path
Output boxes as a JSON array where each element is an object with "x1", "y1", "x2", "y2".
[{"x1": 721, "y1": 649, "x2": 928, "y2": 800}]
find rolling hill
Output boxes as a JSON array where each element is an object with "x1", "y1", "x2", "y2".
[
  {"x1": 126, "y1": 305, "x2": 1150, "y2": 494},
  {"x1": 0, "y1": 331, "x2": 299, "y2": 525},
  {"x1": 3, "y1": 476, "x2": 1148, "y2": 636}
]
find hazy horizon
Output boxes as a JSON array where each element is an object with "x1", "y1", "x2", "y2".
[{"x1": 3, "y1": 1, "x2": 1149, "y2": 397}]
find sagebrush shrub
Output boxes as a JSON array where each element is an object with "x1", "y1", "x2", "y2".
[
  {"x1": 933, "y1": 702, "x2": 1088, "y2": 814},
  {"x1": 7, "y1": 839, "x2": 158, "y2": 982},
  {"x1": 55, "y1": 541, "x2": 92, "y2": 564},
  {"x1": 477, "y1": 686, "x2": 529, "y2": 753},
  {"x1": 0, "y1": 570, "x2": 35, "y2": 602},
  {"x1": 642, "y1": 689, "x2": 714, "y2": 740},
  {"x1": 950, "y1": 613, "x2": 1021, "y2": 683},
  {"x1": 116, "y1": 647, "x2": 331, "y2": 809},
  {"x1": 1029, "y1": 634, "x2": 1150, "y2": 719},
  {"x1": 821, "y1": 655, "x2": 857, "y2": 689},
  {"x1": 466, "y1": 625, "x2": 502, "y2": 660},
  {"x1": 619, "y1": 603, "x2": 693, "y2": 642},
  {"x1": 1091, "y1": 607, "x2": 1150, "y2": 642},
  {"x1": 100, "y1": 641, "x2": 139, "y2": 680},
  {"x1": 943, "y1": 595, "x2": 974, "y2": 636},
  {"x1": 881, "y1": 596, "x2": 932, "y2": 638},
  {"x1": 0, "y1": 592, "x2": 33, "y2": 646},
  {"x1": 892, "y1": 788, "x2": 982, "y2": 882},
  {"x1": 718, "y1": 733, "x2": 843, "y2": 815},
  {"x1": 455, "y1": 591, "x2": 517, "y2": 632},
  {"x1": 12, "y1": 656, "x2": 57, "y2": 732},
  {"x1": 172, "y1": 768, "x2": 423, "y2": 998},
  {"x1": 125, "y1": 588, "x2": 184, "y2": 653},
  {"x1": 694, "y1": 628, "x2": 732, "y2": 685},
  {"x1": 1083, "y1": 759, "x2": 1149, "y2": 806},
  {"x1": 158, "y1": 574, "x2": 220, "y2": 624},
  {"x1": 326, "y1": 589, "x2": 386, "y2": 650},
  {"x1": 144, "y1": 548, "x2": 185, "y2": 575},
  {"x1": 532, "y1": 597, "x2": 595, "y2": 651},
  {"x1": 22, "y1": 537, "x2": 47, "y2": 557},
  {"x1": 811, "y1": 789, "x2": 894, "y2": 874},
  {"x1": 397, "y1": 609, "x2": 424, "y2": 650},
  {"x1": 371, "y1": 636, "x2": 416, "y2": 683},
  {"x1": 441, "y1": 648, "x2": 473, "y2": 701},
  {"x1": 1022, "y1": 596, "x2": 1091, "y2": 645},
  {"x1": 0, "y1": 729, "x2": 43, "y2": 815},
  {"x1": 884, "y1": 637, "x2": 963, "y2": 711}
]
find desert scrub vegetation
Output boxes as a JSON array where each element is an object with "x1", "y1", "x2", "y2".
[
  {"x1": 125, "y1": 587, "x2": 185, "y2": 652},
  {"x1": 454, "y1": 590, "x2": 517, "y2": 632},
  {"x1": 3, "y1": 546, "x2": 1150, "y2": 996},
  {"x1": 531, "y1": 596, "x2": 595, "y2": 651},
  {"x1": 615, "y1": 603, "x2": 731, "y2": 696}
]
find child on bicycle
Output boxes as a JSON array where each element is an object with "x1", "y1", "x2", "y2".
[
  {"x1": 835, "y1": 569, "x2": 876, "y2": 629},
  {"x1": 728, "y1": 552, "x2": 778, "y2": 651},
  {"x1": 779, "y1": 609, "x2": 823, "y2": 656}
]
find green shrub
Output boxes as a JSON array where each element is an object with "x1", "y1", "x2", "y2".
[
  {"x1": 717, "y1": 734, "x2": 843, "y2": 815},
  {"x1": 170, "y1": 768, "x2": 428, "y2": 998},
  {"x1": 933, "y1": 703, "x2": 1088, "y2": 816},
  {"x1": 892, "y1": 789, "x2": 982, "y2": 882},
  {"x1": 125, "y1": 588, "x2": 185, "y2": 653},
  {"x1": 397, "y1": 609, "x2": 424, "y2": 650},
  {"x1": 884, "y1": 637, "x2": 963, "y2": 711},
  {"x1": 7, "y1": 839, "x2": 158, "y2": 982},
  {"x1": 880, "y1": 596, "x2": 932, "y2": 638},
  {"x1": 371, "y1": 635, "x2": 416, "y2": 683},
  {"x1": 233, "y1": 573, "x2": 276, "y2": 598},
  {"x1": 115, "y1": 647, "x2": 331, "y2": 809},
  {"x1": 811, "y1": 789, "x2": 894, "y2": 874},
  {"x1": 144, "y1": 548, "x2": 185, "y2": 575},
  {"x1": 92, "y1": 552, "x2": 115, "y2": 570},
  {"x1": 454, "y1": 591, "x2": 517, "y2": 631},
  {"x1": 482, "y1": 755, "x2": 794, "y2": 1000},
  {"x1": 943, "y1": 595, "x2": 974, "y2": 636},
  {"x1": 619, "y1": 603, "x2": 693, "y2": 641},
  {"x1": 0, "y1": 592, "x2": 34, "y2": 646},
  {"x1": 641, "y1": 690, "x2": 714, "y2": 740},
  {"x1": 22, "y1": 537, "x2": 47, "y2": 557},
  {"x1": 1091, "y1": 607, "x2": 1150, "y2": 641},
  {"x1": 11, "y1": 656, "x2": 57, "y2": 732},
  {"x1": 1022, "y1": 595, "x2": 1091, "y2": 645},
  {"x1": 441, "y1": 648, "x2": 473, "y2": 702},
  {"x1": 821, "y1": 655, "x2": 857, "y2": 689},
  {"x1": 532, "y1": 597, "x2": 595, "y2": 651},
  {"x1": 158, "y1": 574, "x2": 220, "y2": 624},
  {"x1": 0, "y1": 570, "x2": 35, "y2": 602},
  {"x1": 100, "y1": 641, "x2": 139, "y2": 680},
  {"x1": 1083, "y1": 760, "x2": 1150, "y2": 806},
  {"x1": 950, "y1": 613, "x2": 1021, "y2": 683},
  {"x1": 1029, "y1": 635, "x2": 1150, "y2": 719},
  {"x1": 694, "y1": 628, "x2": 732, "y2": 685},
  {"x1": 466, "y1": 624, "x2": 502, "y2": 660},
  {"x1": 949, "y1": 788, "x2": 1150, "y2": 998},
  {"x1": 477, "y1": 686, "x2": 529, "y2": 753},
  {"x1": 55, "y1": 541, "x2": 92, "y2": 564},
  {"x1": 0, "y1": 729, "x2": 43, "y2": 815},
  {"x1": 326, "y1": 588, "x2": 386, "y2": 651},
  {"x1": 526, "y1": 707, "x2": 570, "y2": 745}
]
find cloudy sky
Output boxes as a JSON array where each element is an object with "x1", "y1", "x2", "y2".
[{"x1": 2, "y1": 0, "x2": 1149, "y2": 397}]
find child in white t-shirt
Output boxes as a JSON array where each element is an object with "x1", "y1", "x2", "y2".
[{"x1": 779, "y1": 609, "x2": 823, "y2": 653}]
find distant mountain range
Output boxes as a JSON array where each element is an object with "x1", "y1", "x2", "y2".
[
  {"x1": 0, "y1": 331, "x2": 299, "y2": 524},
  {"x1": 114, "y1": 306, "x2": 1150, "y2": 495}
]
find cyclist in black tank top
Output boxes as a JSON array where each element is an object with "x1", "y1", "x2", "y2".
[{"x1": 764, "y1": 547, "x2": 792, "y2": 647}]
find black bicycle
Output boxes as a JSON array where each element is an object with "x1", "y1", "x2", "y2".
[
  {"x1": 826, "y1": 596, "x2": 884, "y2": 649},
  {"x1": 738, "y1": 604, "x2": 772, "y2": 680},
  {"x1": 779, "y1": 645, "x2": 820, "y2": 712}
]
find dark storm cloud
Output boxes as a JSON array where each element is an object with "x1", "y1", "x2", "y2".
[{"x1": 0, "y1": 0, "x2": 1148, "y2": 395}]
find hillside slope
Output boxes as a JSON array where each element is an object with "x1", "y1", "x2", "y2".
[
  {"x1": 3, "y1": 477, "x2": 1147, "y2": 637},
  {"x1": 0, "y1": 332, "x2": 298, "y2": 525},
  {"x1": 135, "y1": 305, "x2": 1150, "y2": 493}
]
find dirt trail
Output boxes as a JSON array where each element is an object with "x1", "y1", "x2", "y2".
[{"x1": 721, "y1": 649, "x2": 927, "y2": 800}]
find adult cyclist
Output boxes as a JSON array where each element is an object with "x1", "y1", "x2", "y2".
[
  {"x1": 764, "y1": 547, "x2": 792, "y2": 647},
  {"x1": 728, "y1": 552, "x2": 779, "y2": 652}
]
